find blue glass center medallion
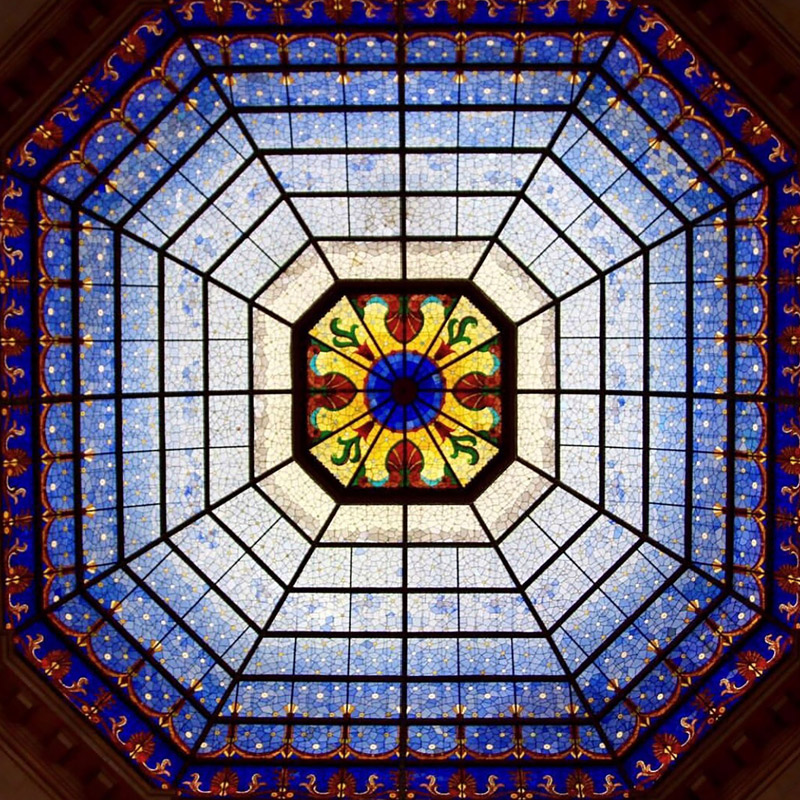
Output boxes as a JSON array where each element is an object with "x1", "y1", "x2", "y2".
[{"x1": 365, "y1": 351, "x2": 445, "y2": 432}]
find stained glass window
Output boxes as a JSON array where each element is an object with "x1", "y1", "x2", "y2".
[
  {"x1": 2, "y1": 1, "x2": 800, "y2": 797},
  {"x1": 297, "y1": 281, "x2": 512, "y2": 499}
]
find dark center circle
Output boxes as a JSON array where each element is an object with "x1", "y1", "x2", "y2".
[{"x1": 391, "y1": 376, "x2": 419, "y2": 406}]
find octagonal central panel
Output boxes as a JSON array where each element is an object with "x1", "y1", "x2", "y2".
[{"x1": 292, "y1": 280, "x2": 516, "y2": 502}]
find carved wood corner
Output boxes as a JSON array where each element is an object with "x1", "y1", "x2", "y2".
[{"x1": 0, "y1": 632, "x2": 164, "y2": 800}]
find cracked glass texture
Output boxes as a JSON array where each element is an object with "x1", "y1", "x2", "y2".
[{"x1": 2, "y1": 1, "x2": 798, "y2": 797}]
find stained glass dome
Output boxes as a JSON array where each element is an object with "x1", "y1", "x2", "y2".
[{"x1": 2, "y1": 1, "x2": 800, "y2": 797}]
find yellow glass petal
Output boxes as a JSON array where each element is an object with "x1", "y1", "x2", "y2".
[
  {"x1": 439, "y1": 391, "x2": 498, "y2": 435},
  {"x1": 408, "y1": 295, "x2": 447, "y2": 354},
  {"x1": 429, "y1": 296, "x2": 498, "y2": 368},
  {"x1": 426, "y1": 416, "x2": 499, "y2": 486},
  {"x1": 407, "y1": 427, "x2": 449, "y2": 487},
  {"x1": 313, "y1": 395, "x2": 374, "y2": 438},
  {"x1": 438, "y1": 347, "x2": 499, "y2": 389},
  {"x1": 310, "y1": 296, "x2": 377, "y2": 367},
  {"x1": 311, "y1": 347, "x2": 371, "y2": 388},
  {"x1": 362, "y1": 426, "x2": 404, "y2": 486},
  {"x1": 311, "y1": 416, "x2": 382, "y2": 486},
  {"x1": 362, "y1": 297, "x2": 403, "y2": 360}
]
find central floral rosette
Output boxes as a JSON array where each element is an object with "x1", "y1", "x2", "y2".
[{"x1": 296, "y1": 284, "x2": 510, "y2": 497}]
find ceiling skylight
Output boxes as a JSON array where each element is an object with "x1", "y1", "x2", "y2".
[{"x1": 2, "y1": 1, "x2": 799, "y2": 797}]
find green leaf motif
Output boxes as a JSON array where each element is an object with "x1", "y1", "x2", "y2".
[
  {"x1": 447, "y1": 315, "x2": 478, "y2": 347},
  {"x1": 331, "y1": 434, "x2": 362, "y2": 466},
  {"x1": 311, "y1": 336, "x2": 333, "y2": 352},
  {"x1": 449, "y1": 434, "x2": 479, "y2": 465},
  {"x1": 330, "y1": 317, "x2": 360, "y2": 348}
]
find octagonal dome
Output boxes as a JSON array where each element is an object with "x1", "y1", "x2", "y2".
[{"x1": 2, "y1": 1, "x2": 800, "y2": 798}]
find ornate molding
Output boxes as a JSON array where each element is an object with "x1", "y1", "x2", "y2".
[
  {"x1": 0, "y1": 0, "x2": 167, "y2": 158},
  {"x1": 2, "y1": 625, "x2": 799, "y2": 799},
  {"x1": 2, "y1": 1, "x2": 800, "y2": 157},
  {"x1": 654, "y1": 0, "x2": 800, "y2": 147},
  {"x1": 0, "y1": 632, "x2": 167, "y2": 800},
  {"x1": 650, "y1": 644, "x2": 800, "y2": 800}
]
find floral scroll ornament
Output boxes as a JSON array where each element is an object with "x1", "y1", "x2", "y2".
[
  {"x1": 1, "y1": 298, "x2": 27, "y2": 386},
  {"x1": 542, "y1": 0, "x2": 624, "y2": 23},
  {"x1": 175, "y1": 0, "x2": 261, "y2": 23},
  {"x1": 25, "y1": 634, "x2": 88, "y2": 696},
  {"x1": 15, "y1": 101, "x2": 81, "y2": 167},
  {"x1": 102, "y1": 16, "x2": 164, "y2": 80},
  {"x1": 779, "y1": 417, "x2": 800, "y2": 500},
  {"x1": 298, "y1": 0, "x2": 383, "y2": 20},
  {"x1": 726, "y1": 101, "x2": 789, "y2": 164},
  {"x1": 416, "y1": 0, "x2": 505, "y2": 20},
  {"x1": 538, "y1": 770, "x2": 622, "y2": 799},
  {"x1": 639, "y1": 11, "x2": 700, "y2": 76},
  {"x1": 111, "y1": 717, "x2": 172, "y2": 780},
  {"x1": 301, "y1": 771, "x2": 384, "y2": 798},
  {"x1": 720, "y1": 635, "x2": 786, "y2": 696},
  {"x1": 2, "y1": 415, "x2": 28, "y2": 504},
  {"x1": 3, "y1": 538, "x2": 31, "y2": 624},
  {"x1": 779, "y1": 176, "x2": 800, "y2": 267},
  {"x1": 0, "y1": 181, "x2": 26, "y2": 267},
  {"x1": 185, "y1": 769, "x2": 266, "y2": 796},
  {"x1": 778, "y1": 303, "x2": 800, "y2": 380},
  {"x1": 777, "y1": 534, "x2": 800, "y2": 627},
  {"x1": 419, "y1": 773, "x2": 501, "y2": 799},
  {"x1": 635, "y1": 718, "x2": 697, "y2": 781}
]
